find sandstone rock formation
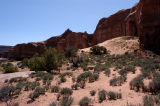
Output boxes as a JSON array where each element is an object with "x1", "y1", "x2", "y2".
[
  {"x1": 3, "y1": 0, "x2": 160, "y2": 59},
  {"x1": 3, "y1": 43, "x2": 45, "y2": 59},
  {"x1": 4, "y1": 29, "x2": 93, "y2": 59},
  {"x1": 93, "y1": 9, "x2": 131, "y2": 44},
  {"x1": 138, "y1": 0, "x2": 160, "y2": 54}
]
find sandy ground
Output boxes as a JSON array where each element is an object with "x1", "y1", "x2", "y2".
[{"x1": 80, "y1": 36, "x2": 139, "y2": 55}]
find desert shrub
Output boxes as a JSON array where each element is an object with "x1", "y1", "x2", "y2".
[
  {"x1": 89, "y1": 73, "x2": 99, "y2": 83},
  {"x1": 110, "y1": 76, "x2": 127, "y2": 86},
  {"x1": 90, "y1": 90, "x2": 96, "y2": 96},
  {"x1": 28, "y1": 87, "x2": 45, "y2": 101},
  {"x1": 49, "y1": 102, "x2": 57, "y2": 106},
  {"x1": 59, "y1": 72, "x2": 72, "y2": 82},
  {"x1": 119, "y1": 65, "x2": 136, "y2": 76},
  {"x1": 148, "y1": 76, "x2": 160, "y2": 94},
  {"x1": 28, "y1": 92, "x2": 39, "y2": 101},
  {"x1": 104, "y1": 68, "x2": 111, "y2": 77},
  {"x1": 77, "y1": 72, "x2": 92, "y2": 83},
  {"x1": 2, "y1": 63, "x2": 18, "y2": 73},
  {"x1": 44, "y1": 85, "x2": 49, "y2": 91},
  {"x1": 7, "y1": 102, "x2": 19, "y2": 106},
  {"x1": 42, "y1": 73, "x2": 53, "y2": 81},
  {"x1": 79, "y1": 97, "x2": 91, "y2": 106},
  {"x1": 130, "y1": 75, "x2": 144, "y2": 92},
  {"x1": 71, "y1": 54, "x2": 89, "y2": 69},
  {"x1": 71, "y1": 56, "x2": 83, "y2": 68},
  {"x1": 60, "y1": 77, "x2": 67, "y2": 83},
  {"x1": 60, "y1": 72, "x2": 72, "y2": 78},
  {"x1": 34, "y1": 87, "x2": 45, "y2": 95},
  {"x1": 94, "y1": 64, "x2": 106, "y2": 73},
  {"x1": 107, "y1": 91, "x2": 122, "y2": 100},
  {"x1": 0, "y1": 85, "x2": 17, "y2": 102},
  {"x1": 60, "y1": 96, "x2": 73, "y2": 106},
  {"x1": 90, "y1": 46, "x2": 107, "y2": 55},
  {"x1": 71, "y1": 84, "x2": 79, "y2": 90},
  {"x1": 9, "y1": 77, "x2": 27, "y2": 83},
  {"x1": 65, "y1": 48, "x2": 78, "y2": 58},
  {"x1": 60, "y1": 88, "x2": 73, "y2": 96},
  {"x1": 15, "y1": 82, "x2": 25, "y2": 93},
  {"x1": 107, "y1": 91, "x2": 116, "y2": 100},
  {"x1": 98, "y1": 90, "x2": 106, "y2": 103},
  {"x1": 36, "y1": 77, "x2": 41, "y2": 81},
  {"x1": 143, "y1": 95, "x2": 154, "y2": 106},
  {"x1": 51, "y1": 86, "x2": 60, "y2": 93},
  {"x1": 24, "y1": 81, "x2": 40, "y2": 91},
  {"x1": 77, "y1": 72, "x2": 99, "y2": 83},
  {"x1": 72, "y1": 77, "x2": 76, "y2": 83},
  {"x1": 27, "y1": 48, "x2": 64, "y2": 73},
  {"x1": 78, "y1": 82, "x2": 86, "y2": 89},
  {"x1": 42, "y1": 73, "x2": 53, "y2": 85}
]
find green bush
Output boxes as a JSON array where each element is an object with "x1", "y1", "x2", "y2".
[
  {"x1": 9, "y1": 77, "x2": 27, "y2": 83},
  {"x1": 60, "y1": 72, "x2": 72, "y2": 78},
  {"x1": 60, "y1": 77, "x2": 67, "y2": 83},
  {"x1": 119, "y1": 65, "x2": 135, "y2": 76},
  {"x1": 51, "y1": 86, "x2": 60, "y2": 93},
  {"x1": 0, "y1": 85, "x2": 16, "y2": 102},
  {"x1": 28, "y1": 87, "x2": 45, "y2": 101},
  {"x1": 104, "y1": 68, "x2": 111, "y2": 77},
  {"x1": 143, "y1": 95, "x2": 154, "y2": 106},
  {"x1": 60, "y1": 88, "x2": 73, "y2": 96},
  {"x1": 90, "y1": 90, "x2": 96, "y2": 96},
  {"x1": 60, "y1": 96, "x2": 73, "y2": 106},
  {"x1": 130, "y1": 75, "x2": 144, "y2": 92},
  {"x1": 108, "y1": 91, "x2": 116, "y2": 100},
  {"x1": 107, "y1": 91, "x2": 122, "y2": 100},
  {"x1": 49, "y1": 102, "x2": 57, "y2": 106},
  {"x1": 77, "y1": 72, "x2": 92, "y2": 83},
  {"x1": 71, "y1": 56, "x2": 83, "y2": 68},
  {"x1": 149, "y1": 76, "x2": 160, "y2": 94},
  {"x1": 71, "y1": 54, "x2": 89, "y2": 69},
  {"x1": 79, "y1": 97, "x2": 91, "y2": 106},
  {"x1": 90, "y1": 46, "x2": 107, "y2": 55},
  {"x1": 2, "y1": 63, "x2": 18, "y2": 73},
  {"x1": 94, "y1": 64, "x2": 106, "y2": 73},
  {"x1": 78, "y1": 82, "x2": 86, "y2": 89},
  {"x1": 24, "y1": 81, "x2": 40, "y2": 91},
  {"x1": 77, "y1": 72, "x2": 99, "y2": 83},
  {"x1": 110, "y1": 76, "x2": 127, "y2": 86},
  {"x1": 34, "y1": 87, "x2": 45, "y2": 95},
  {"x1": 29, "y1": 92, "x2": 39, "y2": 101},
  {"x1": 71, "y1": 84, "x2": 79, "y2": 90},
  {"x1": 27, "y1": 48, "x2": 64, "y2": 73},
  {"x1": 98, "y1": 90, "x2": 106, "y2": 103}
]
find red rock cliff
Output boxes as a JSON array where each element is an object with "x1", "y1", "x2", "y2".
[
  {"x1": 93, "y1": 9, "x2": 131, "y2": 44},
  {"x1": 138, "y1": 0, "x2": 160, "y2": 54}
]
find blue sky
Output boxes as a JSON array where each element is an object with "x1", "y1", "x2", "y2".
[{"x1": 0, "y1": 0, "x2": 139, "y2": 46}]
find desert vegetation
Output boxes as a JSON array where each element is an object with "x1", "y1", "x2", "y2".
[{"x1": 1, "y1": 45, "x2": 160, "y2": 106}]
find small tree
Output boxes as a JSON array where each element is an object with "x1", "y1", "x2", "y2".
[
  {"x1": 90, "y1": 46, "x2": 107, "y2": 55},
  {"x1": 27, "y1": 48, "x2": 64, "y2": 73}
]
